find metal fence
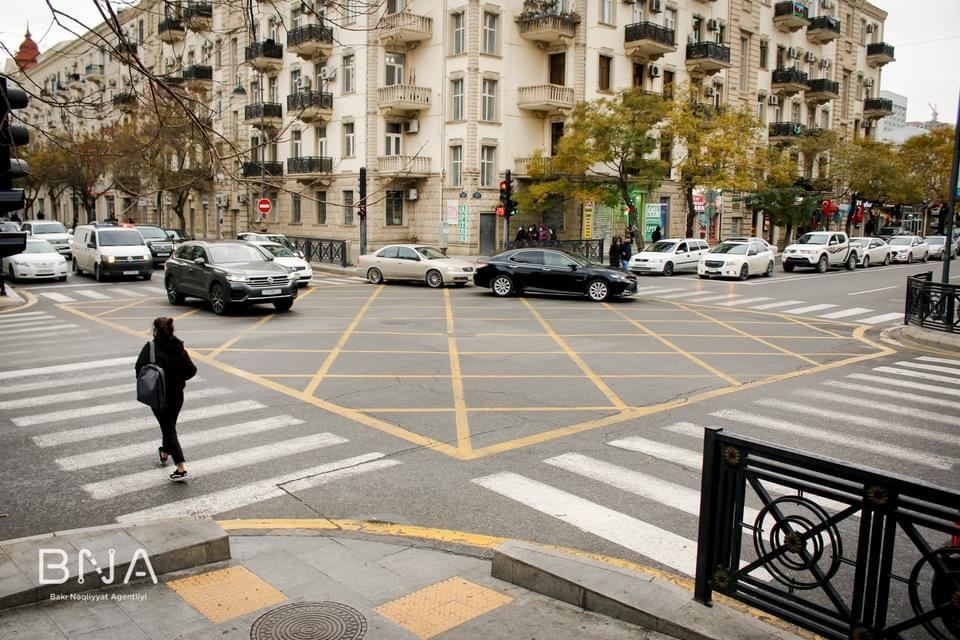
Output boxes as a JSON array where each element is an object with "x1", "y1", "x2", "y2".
[
  {"x1": 286, "y1": 237, "x2": 348, "y2": 267},
  {"x1": 505, "y1": 239, "x2": 605, "y2": 261},
  {"x1": 905, "y1": 271, "x2": 960, "y2": 333},
  {"x1": 694, "y1": 427, "x2": 960, "y2": 639}
]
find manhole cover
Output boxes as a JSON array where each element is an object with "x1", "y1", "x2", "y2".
[{"x1": 250, "y1": 602, "x2": 367, "y2": 640}]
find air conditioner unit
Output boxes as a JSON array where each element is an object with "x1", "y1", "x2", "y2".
[
  {"x1": 866, "y1": 23, "x2": 876, "y2": 34},
  {"x1": 706, "y1": 19, "x2": 720, "y2": 31},
  {"x1": 787, "y1": 47, "x2": 799, "y2": 59},
  {"x1": 703, "y1": 87, "x2": 715, "y2": 97},
  {"x1": 820, "y1": 58, "x2": 832, "y2": 69},
  {"x1": 863, "y1": 77, "x2": 874, "y2": 87},
  {"x1": 297, "y1": 75, "x2": 312, "y2": 89},
  {"x1": 318, "y1": 67, "x2": 336, "y2": 80},
  {"x1": 804, "y1": 52, "x2": 816, "y2": 63},
  {"x1": 234, "y1": 193, "x2": 247, "y2": 208},
  {"x1": 768, "y1": 94, "x2": 780, "y2": 106},
  {"x1": 403, "y1": 119, "x2": 419, "y2": 133},
  {"x1": 649, "y1": 66, "x2": 661, "y2": 78},
  {"x1": 215, "y1": 194, "x2": 226, "y2": 207},
  {"x1": 648, "y1": 0, "x2": 663, "y2": 12},
  {"x1": 406, "y1": 189, "x2": 418, "y2": 201},
  {"x1": 109, "y1": 79, "x2": 117, "y2": 87}
]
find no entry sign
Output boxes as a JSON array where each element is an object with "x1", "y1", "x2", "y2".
[{"x1": 256, "y1": 198, "x2": 272, "y2": 215}]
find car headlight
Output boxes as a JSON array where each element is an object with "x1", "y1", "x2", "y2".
[
  {"x1": 288, "y1": 271, "x2": 298, "y2": 281},
  {"x1": 225, "y1": 273, "x2": 247, "y2": 282},
  {"x1": 104, "y1": 255, "x2": 116, "y2": 264}
]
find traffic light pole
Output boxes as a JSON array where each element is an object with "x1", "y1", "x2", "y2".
[
  {"x1": 0, "y1": 76, "x2": 30, "y2": 215},
  {"x1": 358, "y1": 166, "x2": 367, "y2": 257},
  {"x1": 942, "y1": 93, "x2": 959, "y2": 285}
]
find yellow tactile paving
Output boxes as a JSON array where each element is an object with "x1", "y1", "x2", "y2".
[
  {"x1": 166, "y1": 566, "x2": 286, "y2": 624},
  {"x1": 374, "y1": 577, "x2": 513, "y2": 639}
]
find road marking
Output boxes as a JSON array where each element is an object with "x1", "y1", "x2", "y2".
[
  {"x1": 797, "y1": 388, "x2": 960, "y2": 431},
  {"x1": 824, "y1": 379, "x2": 960, "y2": 410},
  {"x1": 0, "y1": 323, "x2": 79, "y2": 337},
  {"x1": 845, "y1": 373, "x2": 960, "y2": 399},
  {"x1": 0, "y1": 313, "x2": 55, "y2": 325},
  {"x1": 39, "y1": 292, "x2": 75, "y2": 302},
  {"x1": 892, "y1": 360, "x2": 960, "y2": 377},
  {"x1": 0, "y1": 370, "x2": 130, "y2": 395},
  {"x1": 818, "y1": 307, "x2": 874, "y2": 319},
  {"x1": 684, "y1": 294, "x2": 741, "y2": 304},
  {"x1": 608, "y1": 433, "x2": 703, "y2": 469},
  {"x1": 0, "y1": 311, "x2": 49, "y2": 320},
  {"x1": 75, "y1": 289, "x2": 111, "y2": 300},
  {"x1": 634, "y1": 286, "x2": 681, "y2": 295},
  {"x1": 715, "y1": 297, "x2": 773, "y2": 307},
  {"x1": 472, "y1": 471, "x2": 702, "y2": 576},
  {"x1": 917, "y1": 355, "x2": 960, "y2": 366},
  {"x1": 85, "y1": 432, "x2": 349, "y2": 500},
  {"x1": 780, "y1": 303, "x2": 837, "y2": 314},
  {"x1": 0, "y1": 356, "x2": 135, "y2": 381},
  {"x1": 848, "y1": 285, "x2": 898, "y2": 296},
  {"x1": 653, "y1": 290, "x2": 707, "y2": 299},
  {"x1": 872, "y1": 365, "x2": 960, "y2": 385},
  {"x1": 33, "y1": 400, "x2": 266, "y2": 447},
  {"x1": 56, "y1": 415, "x2": 306, "y2": 470},
  {"x1": 116, "y1": 454, "x2": 398, "y2": 522},
  {"x1": 114, "y1": 288, "x2": 147, "y2": 298},
  {"x1": 710, "y1": 409, "x2": 955, "y2": 470},
  {"x1": 857, "y1": 312, "x2": 902, "y2": 324},
  {"x1": 0, "y1": 382, "x2": 132, "y2": 409},
  {"x1": 747, "y1": 300, "x2": 804, "y2": 310},
  {"x1": 445, "y1": 289, "x2": 471, "y2": 452}
]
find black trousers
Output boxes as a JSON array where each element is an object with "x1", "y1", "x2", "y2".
[{"x1": 152, "y1": 393, "x2": 186, "y2": 465}]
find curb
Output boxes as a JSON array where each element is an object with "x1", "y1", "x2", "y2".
[{"x1": 882, "y1": 324, "x2": 960, "y2": 354}]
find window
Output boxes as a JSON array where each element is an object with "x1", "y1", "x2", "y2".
[
  {"x1": 480, "y1": 145, "x2": 496, "y2": 187},
  {"x1": 450, "y1": 144, "x2": 463, "y2": 186},
  {"x1": 598, "y1": 55, "x2": 612, "y2": 92},
  {"x1": 398, "y1": 246, "x2": 418, "y2": 260},
  {"x1": 387, "y1": 0, "x2": 405, "y2": 13},
  {"x1": 385, "y1": 191, "x2": 403, "y2": 226},
  {"x1": 600, "y1": 0, "x2": 613, "y2": 24},
  {"x1": 665, "y1": 8, "x2": 677, "y2": 30},
  {"x1": 759, "y1": 39, "x2": 768, "y2": 69},
  {"x1": 756, "y1": 95, "x2": 766, "y2": 122},
  {"x1": 343, "y1": 122, "x2": 355, "y2": 157},
  {"x1": 343, "y1": 190, "x2": 354, "y2": 225},
  {"x1": 451, "y1": 12, "x2": 465, "y2": 55},
  {"x1": 316, "y1": 191, "x2": 327, "y2": 224},
  {"x1": 739, "y1": 35, "x2": 750, "y2": 91},
  {"x1": 385, "y1": 52, "x2": 405, "y2": 85},
  {"x1": 450, "y1": 78, "x2": 464, "y2": 120},
  {"x1": 291, "y1": 193, "x2": 302, "y2": 224},
  {"x1": 268, "y1": 190, "x2": 279, "y2": 223},
  {"x1": 385, "y1": 122, "x2": 402, "y2": 156},
  {"x1": 663, "y1": 70, "x2": 675, "y2": 100},
  {"x1": 481, "y1": 78, "x2": 497, "y2": 121},
  {"x1": 482, "y1": 12, "x2": 498, "y2": 54},
  {"x1": 344, "y1": 0, "x2": 357, "y2": 25},
  {"x1": 343, "y1": 54, "x2": 355, "y2": 93},
  {"x1": 292, "y1": 129, "x2": 302, "y2": 158},
  {"x1": 317, "y1": 126, "x2": 327, "y2": 157}
]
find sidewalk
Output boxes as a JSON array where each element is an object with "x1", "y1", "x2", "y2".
[{"x1": 0, "y1": 519, "x2": 809, "y2": 640}]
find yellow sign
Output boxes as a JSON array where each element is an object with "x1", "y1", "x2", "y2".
[{"x1": 582, "y1": 201, "x2": 594, "y2": 239}]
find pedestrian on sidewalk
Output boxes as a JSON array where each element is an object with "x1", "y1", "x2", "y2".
[
  {"x1": 620, "y1": 234, "x2": 633, "y2": 271},
  {"x1": 609, "y1": 236, "x2": 622, "y2": 269},
  {"x1": 135, "y1": 317, "x2": 197, "y2": 481}
]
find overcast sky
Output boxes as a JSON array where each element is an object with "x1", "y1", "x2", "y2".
[{"x1": 1, "y1": 0, "x2": 958, "y2": 123}]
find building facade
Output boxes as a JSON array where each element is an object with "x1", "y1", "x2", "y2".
[{"x1": 7, "y1": 0, "x2": 893, "y2": 255}]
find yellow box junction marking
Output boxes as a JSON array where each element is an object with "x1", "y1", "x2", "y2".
[
  {"x1": 167, "y1": 565, "x2": 286, "y2": 624},
  {"x1": 444, "y1": 288, "x2": 471, "y2": 452}
]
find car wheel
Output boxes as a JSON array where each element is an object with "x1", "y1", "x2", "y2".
[
  {"x1": 738, "y1": 264, "x2": 749, "y2": 281},
  {"x1": 783, "y1": 263, "x2": 795, "y2": 272},
  {"x1": 94, "y1": 263, "x2": 104, "y2": 282},
  {"x1": 165, "y1": 278, "x2": 185, "y2": 305},
  {"x1": 922, "y1": 252, "x2": 929, "y2": 263},
  {"x1": 862, "y1": 255, "x2": 870, "y2": 268},
  {"x1": 883, "y1": 253, "x2": 891, "y2": 266},
  {"x1": 273, "y1": 299, "x2": 293, "y2": 312},
  {"x1": 846, "y1": 253, "x2": 857, "y2": 270},
  {"x1": 907, "y1": 253, "x2": 913, "y2": 264},
  {"x1": 366, "y1": 267, "x2": 383, "y2": 285},
  {"x1": 816, "y1": 255, "x2": 828, "y2": 273},
  {"x1": 425, "y1": 269, "x2": 443, "y2": 288},
  {"x1": 587, "y1": 279, "x2": 609, "y2": 302},
  {"x1": 491, "y1": 275, "x2": 514, "y2": 297},
  {"x1": 7, "y1": 265, "x2": 16, "y2": 283},
  {"x1": 764, "y1": 261, "x2": 774, "y2": 277},
  {"x1": 72, "y1": 259, "x2": 82, "y2": 275},
  {"x1": 209, "y1": 282, "x2": 229, "y2": 315},
  {"x1": 663, "y1": 262, "x2": 674, "y2": 277},
  {"x1": 142, "y1": 272, "x2": 152, "y2": 281}
]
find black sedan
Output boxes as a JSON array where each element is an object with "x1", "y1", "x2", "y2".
[{"x1": 473, "y1": 248, "x2": 637, "y2": 302}]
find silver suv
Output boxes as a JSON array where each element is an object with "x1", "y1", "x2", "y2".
[
  {"x1": 21, "y1": 220, "x2": 72, "y2": 258},
  {"x1": 135, "y1": 225, "x2": 175, "y2": 267}
]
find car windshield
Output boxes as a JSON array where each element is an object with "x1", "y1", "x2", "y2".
[
  {"x1": 415, "y1": 246, "x2": 447, "y2": 259},
  {"x1": 647, "y1": 241, "x2": 678, "y2": 253},
  {"x1": 137, "y1": 227, "x2": 168, "y2": 240},
  {"x1": 32, "y1": 222, "x2": 68, "y2": 234},
  {"x1": 888, "y1": 237, "x2": 912, "y2": 246},
  {"x1": 850, "y1": 237, "x2": 868, "y2": 245},
  {"x1": 260, "y1": 244, "x2": 294, "y2": 258},
  {"x1": 210, "y1": 244, "x2": 269, "y2": 263},
  {"x1": 927, "y1": 237, "x2": 945, "y2": 245},
  {"x1": 710, "y1": 242, "x2": 749, "y2": 255},
  {"x1": 98, "y1": 229, "x2": 145, "y2": 246},
  {"x1": 797, "y1": 233, "x2": 831, "y2": 245},
  {"x1": 24, "y1": 239, "x2": 57, "y2": 253}
]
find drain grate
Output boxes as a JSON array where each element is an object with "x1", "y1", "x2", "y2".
[{"x1": 250, "y1": 602, "x2": 367, "y2": 640}]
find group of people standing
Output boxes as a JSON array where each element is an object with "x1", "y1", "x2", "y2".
[
  {"x1": 514, "y1": 224, "x2": 558, "y2": 247},
  {"x1": 609, "y1": 225, "x2": 660, "y2": 271}
]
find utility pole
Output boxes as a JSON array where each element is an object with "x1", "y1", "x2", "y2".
[
  {"x1": 941, "y1": 93, "x2": 959, "y2": 285},
  {"x1": 358, "y1": 166, "x2": 367, "y2": 257}
]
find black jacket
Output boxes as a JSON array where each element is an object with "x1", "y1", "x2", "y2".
[{"x1": 135, "y1": 335, "x2": 197, "y2": 396}]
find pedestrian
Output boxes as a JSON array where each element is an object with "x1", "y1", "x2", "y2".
[
  {"x1": 549, "y1": 225, "x2": 558, "y2": 247},
  {"x1": 135, "y1": 317, "x2": 197, "y2": 481},
  {"x1": 620, "y1": 234, "x2": 632, "y2": 271},
  {"x1": 515, "y1": 226, "x2": 528, "y2": 247},
  {"x1": 538, "y1": 224, "x2": 548, "y2": 242},
  {"x1": 609, "y1": 236, "x2": 622, "y2": 269},
  {"x1": 652, "y1": 226, "x2": 662, "y2": 243}
]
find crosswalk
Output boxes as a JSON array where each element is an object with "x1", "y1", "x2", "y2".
[
  {"x1": 634, "y1": 285, "x2": 903, "y2": 325},
  {"x1": 472, "y1": 355, "x2": 960, "y2": 577}
]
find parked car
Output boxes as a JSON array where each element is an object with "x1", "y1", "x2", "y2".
[
  {"x1": 2, "y1": 238, "x2": 68, "y2": 282},
  {"x1": 924, "y1": 235, "x2": 956, "y2": 260},
  {"x1": 164, "y1": 240, "x2": 298, "y2": 314},
  {"x1": 782, "y1": 231, "x2": 858, "y2": 273},
  {"x1": 71, "y1": 224, "x2": 153, "y2": 281},
  {"x1": 474, "y1": 248, "x2": 637, "y2": 302},
  {"x1": 164, "y1": 228, "x2": 193, "y2": 243},
  {"x1": 0, "y1": 221, "x2": 20, "y2": 232},
  {"x1": 627, "y1": 238, "x2": 710, "y2": 276},
  {"x1": 19, "y1": 220, "x2": 72, "y2": 258},
  {"x1": 725, "y1": 236, "x2": 778, "y2": 258},
  {"x1": 135, "y1": 225, "x2": 175, "y2": 267},
  {"x1": 849, "y1": 237, "x2": 892, "y2": 267},
  {"x1": 697, "y1": 240, "x2": 775, "y2": 280},
  {"x1": 888, "y1": 235, "x2": 929, "y2": 263},
  {"x1": 237, "y1": 232, "x2": 304, "y2": 258},
  {"x1": 249, "y1": 240, "x2": 313, "y2": 286},
  {"x1": 359, "y1": 244, "x2": 474, "y2": 287}
]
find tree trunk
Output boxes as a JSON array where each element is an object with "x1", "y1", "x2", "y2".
[{"x1": 684, "y1": 184, "x2": 697, "y2": 238}]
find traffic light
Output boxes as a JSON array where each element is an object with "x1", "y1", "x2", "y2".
[
  {"x1": 0, "y1": 76, "x2": 29, "y2": 214},
  {"x1": 499, "y1": 169, "x2": 515, "y2": 216}
]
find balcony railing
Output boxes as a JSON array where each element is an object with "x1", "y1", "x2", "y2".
[
  {"x1": 773, "y1": 0, "x2": 810, "y2": 32},
  {"x1": 112, "y1": 92, "x2": 137, "y2": 111},
  {"x1": 182, "y1": 65, "x2": 213, "y2": 84},
  {"x1": 241, "y1": 161, "x2": 284, "y2": 178},
  {"x1": 84, "y1": 64, "x2": 104, "y2": 82},
  {"x1": 804, "y1": 78, "x2": 839, "y2": 102},
  {"x1": 771, "y1": 67, "x2": 809, "y2": 94},
  {"x1": 245, "y1": 41, "x2": 284, "y2": 72},
  {"x1": 863, "y1": 97, "x2": 894, "y2": 119},
  {"x1": 378, "y1": 155, "x2": 431, "y2": 176},
  {"x1": 806, "y1": 15, "x2": 840, "y2": 44},
  {"x1": 66, "y1": 73, "x2": 83, "y2": 89},
  {"x1": 685, "y1": 42, "x2": 732, "y2": 73},
  {"x1": 243, "y1": 102, "x2": 283, "y2": 128},
  {"x1": 376, "y1": 84, "x2": 432, "y2": 114},
  {"x1": 287, "y1": 23, "x2": 334, "y2": 60},
  {"x1": 286, "y1": 91, "x2": 334, "y2": 123},
  {"x1": 624, "y1": 22, "x2": 676, "y2": 59},
  {"x1": 157, "y1": 18, "x2": 186, "y2": 43},
  {"x1": 768, "y1": 121, "x2": 806, "y2": 140},
  {"x1": 517, "y1": 84, "x2": 575, "y2": 113},
  {"x1": 514, "y1": 156, "x2": 554, "y2": 177},
  {"x1": 183, "y1": 2, "x2": 213, "y2": 30},
  {"x1": 287, "y1": 156, "x2": 334, "y2": 175},
  {"x1": 866, "y1": 42, "x2": 895, "y2": 67},
  {"x1": 380, "y1": 11, "x2": 434, "y2": 46},
  {"x1": 515, "y1": 13, "x2": 578, "y2": 46}
]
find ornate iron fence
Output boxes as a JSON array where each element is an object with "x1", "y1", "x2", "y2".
[
  {"x1": 694, "y1": 428, "x2": 960, "y2": 639},
  {"x1": 905, "y1": 272, "x2": 960, "y2": 333},
  {"x1": 505, "y1": 239, "x2": 605, "y2": 261},
  {"x1": 286, "y1": 237, "x2": 347, "y2": 267}
]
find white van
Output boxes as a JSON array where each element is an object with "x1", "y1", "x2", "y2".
[{"x1": 72, "y1": 225, "x2": 153, "y2": 281}]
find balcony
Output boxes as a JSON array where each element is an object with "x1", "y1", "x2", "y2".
[
  {"x1": 241, "y1": 161, "x2": 284, "y2": 179},
  {"x1": 245, "y1": 41, "x2": 284, "y2": 73},
  {"x1": 157, "y1": 18, "x2": 186, "y2": 44},
  {"x1": 183, "y1": 2, "x2": 213, "y2": 31},
  {"x1": 517, "y1": 84, "x2": 575, "y2": 114},
  {"x1": 771, "y1": 67, "x2": 808, "y2": 95},
  {"x1": 624, "y1": 22, "x2": 676, "y2": 61},
  {"x1": 66, "y1": 73, "x2": 83, "y2": 90},
  {"x1": 181, "y1": 65, "x2": 213, "y2": 90},
  {"x1": 287, "y1": 156, "x2": 334, "y2": 180},
  {"x1": 380, "y1": 11, "x2": 433, "y2": 48},
  {"x1": 804, "y1": 78, "x2": 839, "y2": 103},
  {"x1": 773, "y1": 1, "x2": 810, "y2": 33},
  {"x1": 513, "y1": 156, "x2": 554, "y2": 178},
  {"x1": 515, "y1": 13, "x2": 578, "y2": 48},
  {"x1": 866, "y1": 42, "x2": 895, "y2": 67},
  {"x1": 287, "y1": 23, "x2": 334, "y2": 61},
  {"x1": 116, "y1": 41, "x2": 139, "y2": 60},
  {"x1": 244, "y1": 102, "x2": 283, "y2": 130},
  {"x1": 85, "y1": 64, "x2": 104, "y2": 84},
  {"x1": 768, "y1": 121, "x2": 806, "y2": 142},
  {"x1": 378, "y1": 155, "x2": 432, "y2": 177},
  {"x1": 863, "y1": 97, "x2": 894, "y2": 119},
  {"x1": 112, "y1": 92, "x2": 137, "y2": 112},
  {"x1": 376, "y1": 84, "x2": 432, "y2": 115},
  {"x1": 287, "y1": 91, "x2": 334, "y2": 123},
  {"x1": 685, "y1": 42, "x2": 732, "y2": 75},
  {"x1": 806, "y1": 16, "x2": 840, "y2": 44}
]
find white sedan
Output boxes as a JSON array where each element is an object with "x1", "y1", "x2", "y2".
[
  {"x1": 2, "y1": 238, "x2": 68, "y2": 282},
  {"x1": 627, "y1": 238, "x2": 710, "y2": 276},
  {"x1": 925, "y1": 236, "x2": 957, "y2": 260},
  {"x1": 698, "y1": 240, "x2": 775, "y2": 280},
  {"x1": 359, "y1": 245, "x2": 474, "y2": 287},
  {"x1": 887, "y1": 236, "x2": 929, "y2": 263},
  {"x1": 849, "y1": 237, "x2": 891, "y2": 267},
  {"x1": 249, "y1": 241, "x2": 313, "y2": 286}
]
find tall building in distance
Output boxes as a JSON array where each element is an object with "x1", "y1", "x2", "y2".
[{"x1": 6, "y1": 0, "x2": 894, "y2": 254}]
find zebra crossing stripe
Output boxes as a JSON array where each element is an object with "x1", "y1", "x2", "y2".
[
  {"x1": 857, "y1": 312, "x2": 902, "y2": 325},
  {"x1": 716, "y1": 297, "x2": 774, "y2": 307},
  {"x1": 85, "y1": 432, "x2": 349, "y2": 500},
  {"x1": 0, "y1": 382, "x2": 133, "y2": 409},
  {"x1": 780, "y1": 303, "x2": 837, "y2": 314},
  {"x1": 0, "y1": 323, "x2": 79, "y2": 337},
  {"x1": 818, "y1": 307, "x2": 874, "y2": 319},
  {"x1": 872, "y1": 366, "x2": 960, "y2": 386},
  {"x1": 38, "y1": 292, "x2": 75, "y2": 303},
  {"x1": 0, "y1": 311, "x2": 50, "y2": 321},
  {"x1": 75, "y1": 290, "x2": 111, "y2": 300},
  {"x1": 33, "y1": 400, "x2": 266, "y2": 447},
  {"x1": 0, "y1": 356, "x2": 135, "y2": 381},
  {"x1": 748, "y1": 300, "x2": 805, "y2": 310},
  {"x1": 634, "y1": 286, "x2": 682, "y2": 295},
  {"x1": 710, "y1": 409, "x2": 955, "y2": 470},
  {"x1": 13, "y1": 387, "x2": 230, "y2": 427},
  {"x1": 800, "y1": 388, "x2": 960, "y2": 429},
  {"x1": 473, "y1": 471, "x2": 703, "y2": 576},
  {"x1": 685, "y1": 294, "x2": 741, "y2": 304},
  {"x1": 0, "y1": 370, "x2": 130, "y2": 395},
  {"x1": 114, "y1": 288, "x2": 146, "y2": 298},
  {"x1": 116, "y1": 453, "x2": 399, "y2": 523},
  {"x1": 608, "y1": 433, "x2": 703, "y2": 470},
  {"x1": 56, "y1": 415, "x2": 306, "y2": 471},
  {"x1": 917, "y1": 356, "x2": 960, "y2": 366},
  {"x1": 654, "y1": 291, "x2": 709, "y2": 300},
  {"x1": 845, "y1": 373, "x2": 960, "y2": 399},
  {"x1": 824, "y1": 379, "x2": 960, "y2": 411},
  {"x1": 0, "y1": 313, "x2": 55, "y2": 325},
  {"x1": 892, "y1": 360, "x2": 960, "y2": 377}
]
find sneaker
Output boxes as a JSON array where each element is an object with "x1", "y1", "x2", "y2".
[
  {"x1": 169, "y1": 469, "x2": 188, "y2": 481},
  {"x1": 158, "y1": 447, "x2": 168, "y2": 466}
]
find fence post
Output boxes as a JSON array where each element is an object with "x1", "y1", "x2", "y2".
[{"x1": 694, "y1": 427, "x2": 723, "y2": 605}]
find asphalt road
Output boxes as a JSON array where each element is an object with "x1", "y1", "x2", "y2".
[{"x1": 1, "y1": 263, "x2": 958, "y2": 623}]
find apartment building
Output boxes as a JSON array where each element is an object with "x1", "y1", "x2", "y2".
[{"x1": 7, "y1": 0, "x2": 893, "y2": 254}]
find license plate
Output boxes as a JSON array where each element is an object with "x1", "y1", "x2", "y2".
[
  {"x1": 157, "y1": 252, "x2": 170, "y2": 257},
  {"x1": 262, "y1": 288, "x2": 281, "y2": 296},
  {"x1": 123, "y1": 270, "x2": 138, "y2": 275}
]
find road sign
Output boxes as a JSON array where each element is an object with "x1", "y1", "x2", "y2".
[{"x1": 256, "y1": 198, "x2": 271, "y2": 215}]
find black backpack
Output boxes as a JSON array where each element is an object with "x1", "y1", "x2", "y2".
[{"x1": 136, "y1": 341, "x2": 167, "y2": 410}]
